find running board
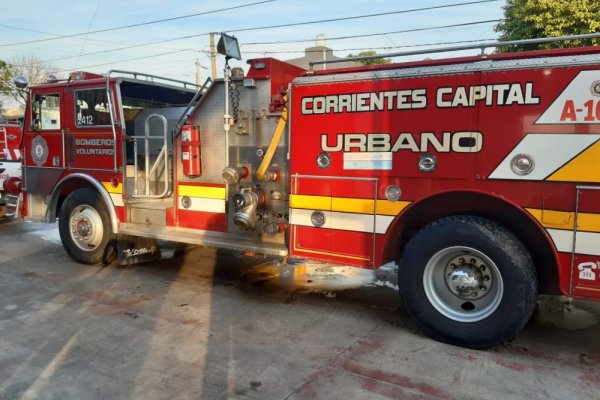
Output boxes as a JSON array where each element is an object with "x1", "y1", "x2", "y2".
[{"x1": 118, "y1": 223, "x2": 288, "y2": 257}]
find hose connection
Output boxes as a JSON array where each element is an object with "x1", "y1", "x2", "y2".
[
  {"x1": 231, "y1": 188, "x2": 266, "y2": 230},
  {"x1": 222, "y1": 166, "x2": 249, "y2": 185}
]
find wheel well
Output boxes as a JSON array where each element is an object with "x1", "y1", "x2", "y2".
[
  {"x1": 48, "y1": 178, "x2": 98, "y2": 221},
  {"x1": 385, "y1": 191, "x2": 560, "y2": 294}
]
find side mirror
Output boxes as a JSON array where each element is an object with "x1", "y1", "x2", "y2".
[
  {"x1": 217, "y1": 33, "x2": 241, "y2": 60},
  {"x1": 14, "y1": 76, "x2": 28, "y2": 89}
]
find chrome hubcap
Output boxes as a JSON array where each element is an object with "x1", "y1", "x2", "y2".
[
  {"x1": 423, "y1": 246, "x2": 503, "y2": 322},
  {"x1": 445, "y1": 254, "x2": 492, "y2": 300},
  {"x1": 69, "y1": 205, "x2": 104, "y2": 252}
]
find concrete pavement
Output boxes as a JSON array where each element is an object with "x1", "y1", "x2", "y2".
[{"x1": 0, "y1": 219, "x2": 598, "y2": 399}]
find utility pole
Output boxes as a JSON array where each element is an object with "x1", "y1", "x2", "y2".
[
  {"x1": 210, "y1": 33, "x2": 217, "y2": 80},
  {"x1": 195, "y1": 58, "x2": 201, "y2": 85}
]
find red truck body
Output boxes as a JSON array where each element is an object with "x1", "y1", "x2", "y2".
[{"x1": 15, "y1": 39, "x2": 600, "y2": 347}]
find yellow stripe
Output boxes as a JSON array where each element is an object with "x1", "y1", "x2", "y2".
[
  {"x1": 291, "y1": 194, "x2": 411, "y2": 216},
  {"x1": 332, "y1": 197, "x2": 374, "y2": 214},
  {"x1": 179, "y1": 185, "x2": 226, "y2": 199},
  {"x1": 290, "y1": 194, "x2": 331, "y2": 210},
  {"x1": 547, "y1": 140, "x2": 600, "y2": 182},
  {"x1": 376, "y1": 200, "x2": 411, "y2": 216},
  {"x1": 101, "y1": 181, "x2": 122, "y2": 194},
  {"x1": 526, "y1": 208, "x2": 600, "y2": 232}
]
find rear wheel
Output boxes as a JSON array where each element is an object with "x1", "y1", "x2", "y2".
[
  {"x1": 58, "y1": 188, "x2": 115, "y2": 265},
  {"x1": 399, "y1": 215, "x2": 537, "y2": 349}
]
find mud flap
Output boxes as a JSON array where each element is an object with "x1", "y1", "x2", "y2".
[{"x1": 117, "y1": 234, "x2": 161, "y2": 265}]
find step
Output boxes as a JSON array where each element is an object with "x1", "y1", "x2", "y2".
[
  {"x1": 119, "y1": 223, "x2": 288, "y2": 257},
  {"x1": 127, "y1": 199, "x2": 173, "y2": 226},
  {"x1": 4, "y1": 194, "x2": 20, "y2": 218}
]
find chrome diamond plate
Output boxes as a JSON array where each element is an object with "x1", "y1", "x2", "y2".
[{"x1": 294, "y1": 53, "x2": 600, "y2": 85}]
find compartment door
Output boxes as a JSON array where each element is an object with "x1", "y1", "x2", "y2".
[
  {"x1": 571, "y1": 186, "x2": 600, "y2": 297},
  {"x1": 290, "y1": 175, "x2": 377, "y2": 268}
]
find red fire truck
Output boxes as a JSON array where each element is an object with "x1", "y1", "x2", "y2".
[
  {"x1": 0, "y1": 118, "x2": 22, "y2": 217},
  {"x1": 10, "y1": 33, "x2": 600, "y2": 348}
]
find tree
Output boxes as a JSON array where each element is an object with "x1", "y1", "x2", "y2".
[
  {"x1": 0, "y1": 61, "x2": 13, "y2": 112},
  {"x1": 495, "y1": 0, "x2": 600, "y2": 52},
  {"x1": 5, "y1": 55, "x2": 59, "y2": 107},
  {"x1": 347, "y1": 50, "x2": 391, "y2": 66}
]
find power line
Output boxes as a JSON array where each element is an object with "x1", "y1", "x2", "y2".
[
  {"x1": 9, "y1": 0, "x2": 502, "y2": 72},
  {"x1": 9, "y1": 36, "x2": 498, "y2": 76},
  {"x1": 0, "y1": 0, "x2": 277, "y2": 47},
  {"x1": 27, "y1": 0, "x2": 502, "y2": 66},
  {"x1": 73, "y1": 3, "x2": 101, "y2": 69},
  {"x1": 43, "y1": 18, "x2": 500, "y2": 64},
  {"x1": 45, "y1": 45, "x2": 200, "y2": 63},
  {"x1": 243, "y1": 38, "x2": 497, "y2": 54},
  {"x1": 228, "y1": 0, "x2": 501, "y2": 34},
  {"x1": 0, "y1": 23, "x2": 158, "y2": 49},
  {"x1": 241, "y1": 19, "x2": 502, "y2": 45},
  {"x1": 73, "y1": 37, "x2": 501, "y2": 70},
  {"x1": 78, "y1": 49, "x2": 191, "y2": 70}
]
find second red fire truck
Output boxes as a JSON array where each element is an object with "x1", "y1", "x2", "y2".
[{"x1": 9, "y1": 33, "x2": 600, "y2": 348}]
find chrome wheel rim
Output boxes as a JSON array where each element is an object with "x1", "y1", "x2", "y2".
[
  {"x1": 69, "y1": 204, "x2": 104, "y2": 252},
  {"x1": 423, "y1": 246, "x2": 503, "y2": 322}
]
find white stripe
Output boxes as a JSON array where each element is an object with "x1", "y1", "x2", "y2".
[
  {"x1": 179, "y1": 197, "x2": 225, "y2": 213},
  {"x1": 536, "y1": 70, "x2": 600, "y2": 125},
  {"x1": 290, "y1": 208, "x2": 394, "y2": 234},
  {"x1": 488, "y1": 134, "x2": 600, "y2": 180},
  {"x1": 375, "y1": 215, "x2": 394, "y2": 234},
  {"x1": 547, "y1": 228, "x2": 600, "y2": 256},
  {"x1": 290, "y1": 208, "x2": 332, "y2": 229},
  {"x1": 109, "y1": 193, "x2": 123, "y2": 207}
]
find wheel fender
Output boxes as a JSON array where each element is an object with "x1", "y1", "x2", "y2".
[
  {"x1": 383, "y1": 189, "x2": 561, "y2": 294},
  {"x1": 49, "y1": 173, "x2": 119, "y2": 234}
]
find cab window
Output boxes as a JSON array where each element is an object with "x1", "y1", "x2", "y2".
[
  {"x1": 32, "y1": 93, "x2": 60, "y2": 131},
  {"x1": 75, "y1": 89, "x2": 111, "y2": 127}
]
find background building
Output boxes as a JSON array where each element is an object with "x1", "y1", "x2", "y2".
[{"x1": 285, "y1": 34, "x2": 360, "y2": 71}]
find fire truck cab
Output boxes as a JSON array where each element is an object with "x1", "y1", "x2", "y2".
[{"x1": 14, "y1": 34, "x2": 600, "y2": 348}]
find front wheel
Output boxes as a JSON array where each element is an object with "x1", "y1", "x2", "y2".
[
  {"x1": 399, "y1": 216, "x2": 537, "y2": 349},
  {"x1": 58, "y1": 188, "x2": 115, "y2": 265}
]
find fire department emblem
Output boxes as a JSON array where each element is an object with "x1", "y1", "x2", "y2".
[
  {"x1": 31, "y1": 135, "x2": 49, "y2": 166},
  {"x1": 591, "y1": 80, "x2": 600, "y2": 97}
]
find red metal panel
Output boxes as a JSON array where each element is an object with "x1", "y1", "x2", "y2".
[
  {"x1": 330, "y1": 230, "x2": 374, "y2": 262},
  {"x1": 572, "y1": 253, "x2": 600, "y2": 297},
  {"x1": 289, "y1": 54, "x2": 600, "y2": 298},
  {"x1": 291, "y1": 225, "x2": 330, "y2": 255},
  {"x1": 246, "y1": 58, "x2": 305, "y2": 112},
  {"x1": 290, "y1": 226, "x2": 372, "y2": 268},
  {"x1": 290, "y1": 74, "x2": 477, "y2": 180},
  {"x1": 177, "y1": 209, "x2": 227, "y2": 232},
  {"x1": 291, "y1": 176, "x2": 331, "y2": 197}
]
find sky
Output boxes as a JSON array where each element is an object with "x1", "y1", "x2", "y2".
[{"x1": 0, "y1": 0, "x2": 505, "y2": 83}]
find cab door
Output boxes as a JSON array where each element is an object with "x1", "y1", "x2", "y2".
[
  {"x1": 24, "y1": 87, "x2": 66, "y2": 218},
  {"x1": 65, "y1": 86, "x2": 115, "y2": 171}
]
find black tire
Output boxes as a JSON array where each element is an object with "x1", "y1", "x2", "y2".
[
  {"x1": 58, "y1": 188, "x2": 115, "y2": 265},
  {"x1": 398, "y1": 215, "x2": 537, "y2": 349}
]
